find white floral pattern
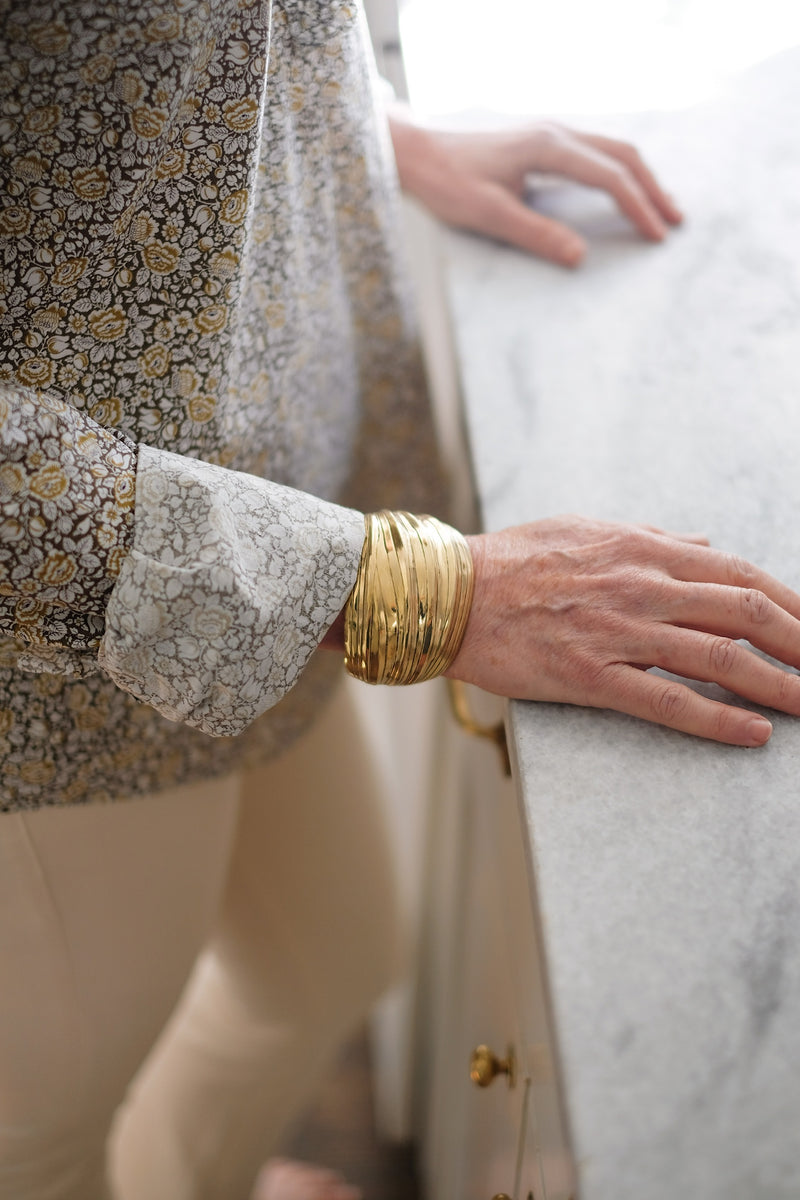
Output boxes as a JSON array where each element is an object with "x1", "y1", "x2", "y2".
[{"x1": 99, "y1": 446, "x2": 365, "y2": 736}]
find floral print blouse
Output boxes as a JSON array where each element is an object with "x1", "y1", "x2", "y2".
[{"x1": 0, "y1": 0, "x2": 444, "y2": 809}]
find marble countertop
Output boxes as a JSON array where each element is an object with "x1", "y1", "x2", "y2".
[{"x1": 443, "y1": 48, "x2": 800, "y2": 1200}]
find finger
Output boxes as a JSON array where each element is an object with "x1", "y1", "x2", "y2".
[
  {"x1": 600, "y1": 663, "x2": 774, "y2": 747},
  {"x1": 664, "y1": 581, "x2": 800, "y2": 667},
  {"x1": 466, "y1": 180, "x2": 586, "y2": 266},
  {"x1": 662, "y1": 543, "x2": 800, "y2": 624},
  {"x1": 576, "y1": 132, "x2": 684, "y2": 226},
  {"x1": 648, "y1": 628, "x2": 800, "y2": 715},
  {"x1": 532, "y1": 133, "x2": 670, "y2": 241}
]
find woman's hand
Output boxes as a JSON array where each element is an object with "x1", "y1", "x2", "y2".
[
  {"x1": 388, "y1": 106, "x2": 683, "y2": 267},
  {"x1": 447, "y1": 517, "x2": 800, "y2": 746}
]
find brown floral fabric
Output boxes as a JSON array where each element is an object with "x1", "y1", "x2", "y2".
[
  {"x1": 0, "y1": 0, "x2": 445, "y2": 810},
  {"x1": 0, "y1": 387, "x2": 136, "y2": 671}
]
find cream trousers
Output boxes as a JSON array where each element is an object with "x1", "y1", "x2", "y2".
[{"x1": 0, "y1": 686, "x2": 405, "y2": 1200}]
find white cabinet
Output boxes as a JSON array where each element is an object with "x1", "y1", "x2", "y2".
[{"x1": 415, "y1": 694, "x2": 575, "y2": 1200}]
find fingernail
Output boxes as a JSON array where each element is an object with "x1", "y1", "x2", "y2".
[{"x1": 746, "y1": 717, "x2": 772, "y2": 746}]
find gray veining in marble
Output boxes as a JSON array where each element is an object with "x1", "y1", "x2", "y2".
[{"x1": 445, "y1": 48, "x2": 800, "y2": 1200}]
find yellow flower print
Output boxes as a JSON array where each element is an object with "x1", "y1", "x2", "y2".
[
  {"x1": 27, "y1": 22, "x2": 71, "y2": 56},
  {"x1": 30, "y1": 464, "x2": 69, "y2": 501},
  {"x1": 219, "y1": 188, "x2": 248, "y2": 226},
  {"x1": 16, "y1": 358, "x2": 54, "y2": 388},
  {"x1": 139, "y1": 343, "x2": 171, "y2": 378},
  {"x1": 73, "y1": 165, "x2": 110, "y2": 201},
  {"x1": 142, "y1": 241, "x2": 180, "y2": 275},
  {"x1": 175, "y1": 366, "x2": 199, "y2": 395},
  {"x1": 222, "y1": 97, "x2": 259, "y2": 132},
  {"x1": 155, "y1": 147, "x2": 187, "y2": 180},
  {"x1": 19, "y1": 760, "x2": 56, "y2": 786},
  {"x1": 106, "y1": 545, "x2": 129, "y2": 578},
  {"x1": 75, "y1": 431, "x2": 100, "y2": 456},
  {"x1": 0, "y1": 206, "x2": 32, "y2": 237},
  {"x1": 194, "y1": 304, "x2": 227, "y2": 335},
  {"x1": 74, "y1": 707, "x2": 108, "y2": 732},
  {"x1": 114, "y1": 473, "x2": 136, "y2": 510},
  {"x1": 131, "y1": 214, "x2": 156, "y2": 243},
  {"x1": 144, "y1": 13, "x2": 181, "y2": 41},
  {"x1": 96, "y1": 524, "x2": 117, "y2": 550},
  {"x1": 34, "y1": 550, "x2": 77, "y2": 588},
  {"x1": 52, "y1": 257, "x2": 88, "y2": 287},
  {"x1": 81, "y1": 53, "x2": 115, "y2": 84},
  {"x1": 66, "y1": 685, "x2": 90, "y2": 711},
  {"x1": 13, "y1": 154, "x2": 47, "y2": 185},
  {"x1": 22, "y1": 105, "x2": 61, "y2": 134},
  {"x1": 14, "y1": 598, "x2": 47, "y2": 626},
  {"x1": 187, "y1": 394, "x2": 216, "y2": 422},
  {"x1": 89, "y1": 306, "x2": 127, "y2": 342},
  {"x1": 131, "y1": 106, "x2": 167, "y2": 140},
  {"x1": 33, "y1": 305, "x2": 64, "y2": 333},
  {"x1": 34, "y1": 674, "x2": 63, "y2": 698},
  {"x1": 210, "y1": 248, "x2": 239, "y2": 278},
  {"x1": 0, "y1": 464, "x2": 26, "y2": 495},
  {"x1": 117, "y1": 70, "x2": 146, "y2": 107},
  {"x1": 90, "y1": 397, "x2": 122, "y2": 425}
]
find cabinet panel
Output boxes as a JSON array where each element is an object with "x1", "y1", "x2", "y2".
[{"x1": 417, "y1": 702, "x2": 576, "y2": 1200}]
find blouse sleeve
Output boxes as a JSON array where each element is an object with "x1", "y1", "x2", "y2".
[{"x1": 1, "y1": 386, "x2": 366, "y2": 736}]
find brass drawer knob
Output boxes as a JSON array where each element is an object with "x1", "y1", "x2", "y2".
[
  {"x1": 470, "y1": 1043, "x2": 516, "y2": 1088},
  {"x1": 491, "y1": 1194, "x2": 513, "y2": 1200}
]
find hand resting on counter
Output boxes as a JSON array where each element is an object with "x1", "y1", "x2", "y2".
[
  {"x1": 446, "y1": 517, "x2": 800, "y2": 747},
  {"x1": 389, "y1": 107, "x2": 684, "y2": 267}
]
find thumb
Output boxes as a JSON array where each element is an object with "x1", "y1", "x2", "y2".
[{"x1": 464, "y1": 180, "x2": 586, "y2": 267}]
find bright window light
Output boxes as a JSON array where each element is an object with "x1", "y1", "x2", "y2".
[{"x1": 400, "y1": 0, "x2": 800, "y2": 117}]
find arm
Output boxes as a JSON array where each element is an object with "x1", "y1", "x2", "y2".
[{"x1": 1, "y1": 387, "x2": 364, "y2": 734}]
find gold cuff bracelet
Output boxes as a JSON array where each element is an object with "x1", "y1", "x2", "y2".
[{"x1": 343, "y1": 510, "x2": 474, "y2": 686}]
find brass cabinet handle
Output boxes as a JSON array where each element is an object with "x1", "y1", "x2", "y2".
[
  {"x1": 447, "y1": 680, "x2": 511, "y2": 776},
  {"x1": 491, "y1": 1194, "x2": 513, "y2": 1200},
  {"x1": 470, "y1": 1043, "x2": 516, "y2": 1089}
]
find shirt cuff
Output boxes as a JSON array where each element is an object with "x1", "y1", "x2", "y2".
[{"x1": 98, "y1": 444, "x2": 365, "y2": 736}]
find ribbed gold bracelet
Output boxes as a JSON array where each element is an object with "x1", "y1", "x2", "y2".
[{"x1": 343, "y1": 510, "x2": 474, "y2": 686}]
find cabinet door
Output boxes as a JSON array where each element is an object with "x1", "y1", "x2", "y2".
[
  {"x1": 417, "y1": 701, "x2": 576, "y2": 1200},
  {"x1": 494, "y1": 762, "x2": 576, "y2": 1200},
  {"x1": 457, "y1": 767, "x2": 528, "y2": 1200}
]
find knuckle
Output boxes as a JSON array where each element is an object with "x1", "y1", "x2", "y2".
[
  {"x1": 708, "y1": 636, "x2": 738, "y2": 675},
  {"x1": 772, "y1": 667, "x2": 798, "y2": 712},
  {"x1": 606, "y1": 162, "x2": 633, "y2": 192},
  {"x1": 651, "y1": 683, "x2": 689, "y2": 725},
  {"x1": 535, "y1": 122, "x2": 563, "y2": 147},
  {"x1": 726, "y1": 553, "x2": 758, "y2": 587},
  {"x1": 740, "y1": 587, "x2": 771, "y2": 625},
  {"x1": 617, "y1": 140, "x2": 642, "y2": 164},
  {"x1": 712, "y1": 704, "x2": 735, "y2": 742}
]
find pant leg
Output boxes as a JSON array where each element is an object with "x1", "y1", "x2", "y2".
[
  {"x1": 0, "y1": 777, "x2": 240, "y2": 1200},
  {"x1": 111, "y1": 684, "x2": 407, "y2": 1200}
]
